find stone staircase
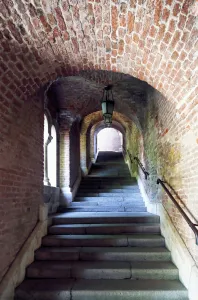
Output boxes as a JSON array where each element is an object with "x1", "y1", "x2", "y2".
[{"x1": 15, "y1": 152, "x2": 188, "y2": 300}]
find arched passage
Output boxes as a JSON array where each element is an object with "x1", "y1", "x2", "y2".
[
  {"x1": 80, "y1": 110, "x2": 132, "y2": 174},
  {"x1": 97, "y1": 128, "x2": 123, "y2": 153},
  {"x1": 1, "y1": 1, "x2": 198, "y2": 295}
]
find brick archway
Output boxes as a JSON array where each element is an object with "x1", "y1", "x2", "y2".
[
  {"x1": 80, "y1": 110, "x2": 133, "y2": 175},
  {"x1": 1, "y1": 0, "x2": 198, "y2": 287},
  {"x1": 91, "y1": 120, "x2": 126, "y2": 162}
]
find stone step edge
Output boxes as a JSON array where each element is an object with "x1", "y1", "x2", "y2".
[
  {"x1": 26, "y1": 261, "x2": 178, "y2": 280},
  {"x1": 15, "y1": 279, "x2": 188, "y2": 294}
]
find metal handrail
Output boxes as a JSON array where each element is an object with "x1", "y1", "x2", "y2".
[
  {"x1": 134, "y1": 156, "x2": 149, "y2": 180},
  {"x1": 157, "y1": 178, "x2": 198, "y2": 245}
]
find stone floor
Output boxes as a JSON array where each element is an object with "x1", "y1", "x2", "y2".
[{"x1": 15, "y1": 151, "x2": 188, "y2": 300}]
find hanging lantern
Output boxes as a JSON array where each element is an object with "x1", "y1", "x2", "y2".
[{"x1": 101, "y1": 85, "x2": 114, "y2": 126}]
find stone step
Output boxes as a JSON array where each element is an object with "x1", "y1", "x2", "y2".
[
  {"x1": 76, "y1": 192, "x2": 142, "y2": 197},
  {"x1": 77, "y1": 191, "x2": 141, "y2": 196},
  {"x1": 15, "y1": 279, "x2": 188, "y2": 300},
  {"x1": 64, "y1": 207, "x2": 147, "y2": 212},
  {"x1": 52, "y1": 212, "x2": 160, "y2": 225},
  {"x1": 79, "y1": 183, "x2": 139, "y2": 188},
  {"x1": 82, "y1": 179, "x2": 136, "y2": 183},
  {"x1": 72, "y1": 279, "x2": 188, "y2": 300},
  {"x1": 35, "y1": 247, "x2": 171, "y2": 262},
  {"x1": 78, "y1": 187, "x2": 140, "y2": 191},
  {"x1": 74, "y1": 197, "x2": 143, "y2": 202},
  {"x1": 75, "y1": 196, "x2": 123, "y2": 201},
  {"x1": 86, "y1": 175, "x2": 132, "y2": 178},
  {"x1": 48, "y1": 223, "x2": 160, "y2": 235},
  {"x1": 70, "y1": 200, "x2": 145, "y2": 206},
  {"x1": 42, "y1": 234, "x2": 165, "y2": 247},
  {"x1": 26, "y1": 261, "x2": 178, "y2": 280},
  {"x1": 87, "y1": 174, "x2": 133, "y2": 178},
  {"x1": 36, "y1": 247, "x2": 80, "y2": 261}
]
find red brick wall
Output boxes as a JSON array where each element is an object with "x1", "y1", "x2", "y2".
[
  {"x1": 127, "y1": 88, "x2": 198, "y2": 265},
  {"x1": 0, "y1": 97, "x2": 43, "y2": 282}
]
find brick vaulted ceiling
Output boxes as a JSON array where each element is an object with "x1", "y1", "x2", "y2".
[
  {"x1": 48, "y1": 73, "x2": 148, "y2": 126},
  {"x1": 0, "y1": 0, "x2": 197, "y2": 118}
]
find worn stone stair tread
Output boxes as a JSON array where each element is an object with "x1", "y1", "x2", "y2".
[
  {"x1": 72, "y1": 279, "x2": 188, "y2": 300},
  {"x1": 42, "y1": 234, "x2": 164, "y2": 247},
  {"x1": 53, "y1": 212, "x2": 160, "y2": 224},
  {"x1": 76, "y1": 194, "x2": 143, "y2": 198},
  {"x1": 27, "y1": 261, "x2": 132, "y2": 279},
  {"x1": 74, "y1": 196, "x2": 143, "y2": 199},
  {"x1": 44, "y1": 233, "x2": 163, "y2": 239},
  {"x1": 49, "y1": 223, "x2": 160, "y2": 228},
  {"x1": 54, "y1": 212, "x2": 154, "y2": 216},
  {"x1": 131, "y1": 261, "x2": 178, "y2": 279},
  {"x1": 26, "y1": 260, "x2": 178, "y2": 280},
  {"x1": 79, "y1": 246, "x2": 170, "y2": 261},
  {"x1": 78, "y1": 189, "x2": 140, "y2": 193},
  {"x1": 35, "y1": 247, "x2": 80, "y2": 260},
  {"x1": 79, "y1": 186, "x2": 140, "y2": 190},
  {"x1": 15, "y1": 279, "x2": 75, "y2": 300},
  {"x1": 15, "y1": 279, "x2": 188, "y2": 300},
  {"x1": 74, "y1": 197, "x2": 143, "y2": 202},
  {"x1": 74, "y1": 197, "x2": 143, "y2": 201},
  {"x1": 36, "y1": 246, "x2": 171, "y2": 262},
  {"x1": 80, "y1": 246, "x2": 170, "y2": 254},
  {"x1": 53, "y1": 211, "x2": 159, "y2": 218},
  {"x1": 65, "y1": 207, "x2": 147, "y2": 212},
  {"x1": 70, "y1": 202, "x2": 145, "y2": 207},
  {"x1": 49, "y1": 223, "x2": 160, "y2": 235},
  {"x1": 85, "y1": 176, "x2": 136, "y2": 179},
  {"x1": 36, "y1": 246, "x2": 171, "y2": 261}
]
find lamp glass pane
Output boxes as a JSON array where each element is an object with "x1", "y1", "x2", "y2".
[{"x1": 102, "y1": 102, "x2": 107, "y2": 115}]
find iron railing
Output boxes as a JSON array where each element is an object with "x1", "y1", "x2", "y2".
[
  {"x1": 157, "y1": 178, "x2": 198, "y2": 245},
  {"x1": 127, "y1": 150, "x2": 133, "y2": 165},
  {"x1": 134, "y1": 156, "x2": 149, "y2": 180}
]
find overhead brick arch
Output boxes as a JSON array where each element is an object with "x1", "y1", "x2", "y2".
[
  {"x1": 47, "y1": 73, "x2": 150, "y2": 129},
  {"x1": 1, "y1": 0, "x2": 197, "y2": 117}
]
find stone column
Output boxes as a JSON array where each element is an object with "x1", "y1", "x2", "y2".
[{"x1": 44, "y1": 134, "x2": 53, "y2": 186}]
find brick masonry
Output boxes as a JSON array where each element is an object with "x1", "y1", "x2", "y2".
[
  {"x1": 126, "y1": 88, "x2": 198, "y2": 265},
  {"x1": 0, "y1": 0, "x2": 198, "y2": 283},
  {"x1": 0, "y1": 97, "x2": 43, "y2": 282}
]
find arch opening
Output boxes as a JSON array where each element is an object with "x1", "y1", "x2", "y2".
[{"x1": 97, "y1": 128, "x2": 123, "y2": 153}]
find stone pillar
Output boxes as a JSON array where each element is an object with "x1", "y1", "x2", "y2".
[{"x1": 44, "y1": 134, "x2": 53, "y2": 186}]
